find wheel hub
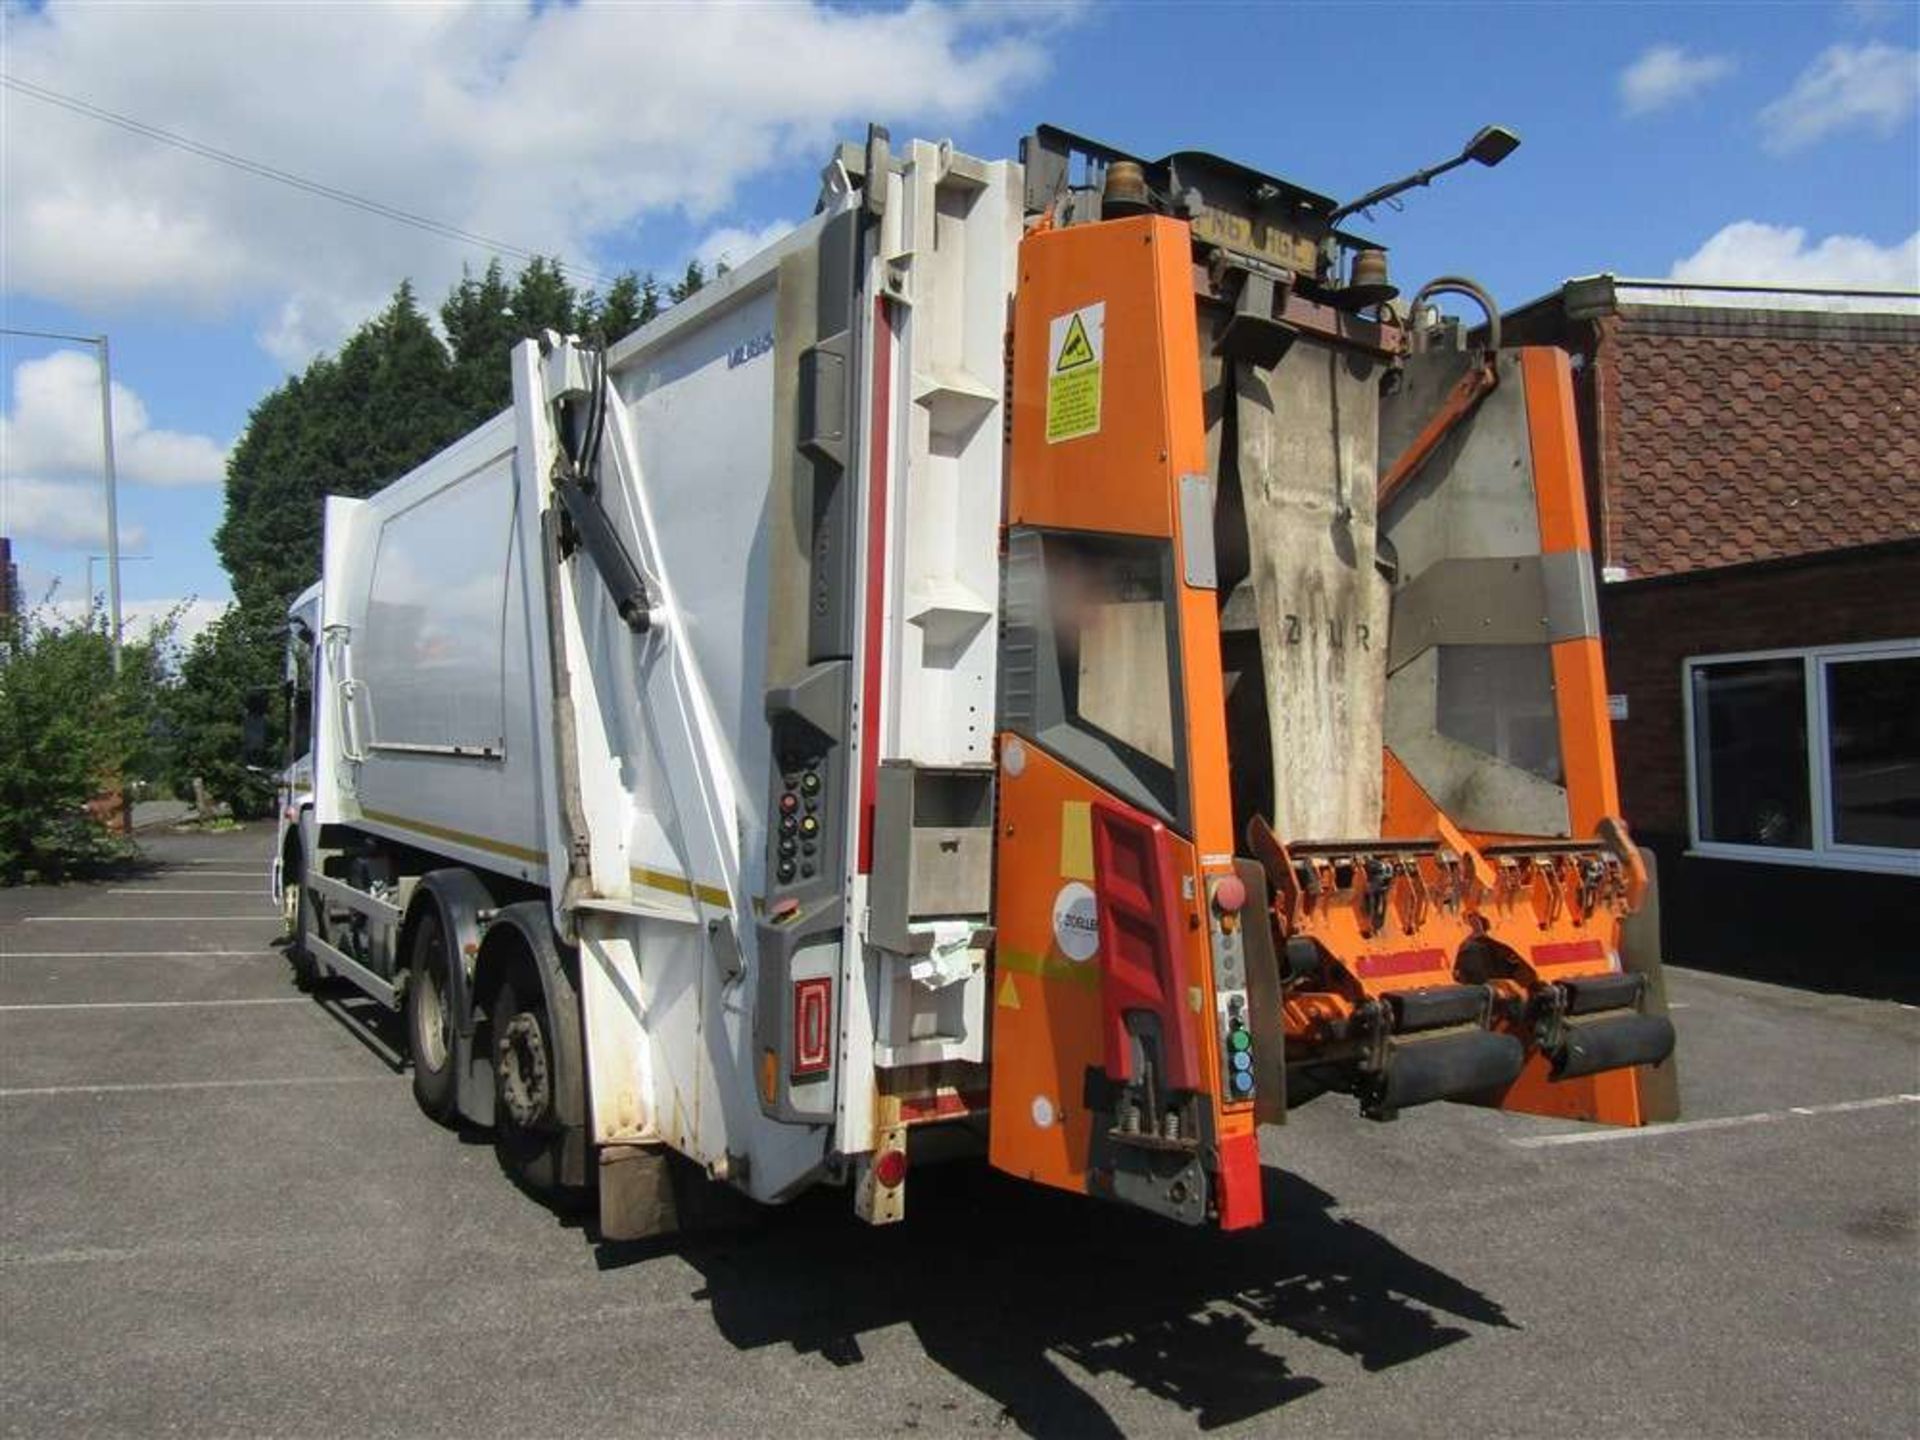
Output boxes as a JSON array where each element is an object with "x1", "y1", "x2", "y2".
[
  {"x1": 417, "y1": 965, "x2": 451, "y2": 1071},
  {"x1": 498, "y1": 1011, "x2": 550, "y2": 1128}
]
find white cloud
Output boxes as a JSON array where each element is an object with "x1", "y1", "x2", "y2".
[
  {"x1": 1759, "y1": 42, "x2": 1919, "y2": 151},
  {"x1": 1668, "y1": 220, "x2": 1920, "y2": 291},
  {"x1": 694, "y1": 220, "x2": 799, "y2": 276},
  {"x1": 0, "y1": 476, "x2": 152, "y2": 551},
  {"x1": 1, "y1": 351, "x2": 229, "y2": 487},
  {"x1": 36, "y1": 594, "x2": 230, "y2": 647},
  {"x1": 1620, "y1": 45, "x2": 1736, "y2": 116},
  {"x1": 2, "y1": 1, "x2": 1068, "y2": 364},
  {"x1": 256, "y1": 290, "x2": 392, "y2": 372}
]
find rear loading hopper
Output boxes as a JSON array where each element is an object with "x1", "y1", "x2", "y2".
[{"x1": 987, "y1": 131, "x2": 1674, "y2": 1230}]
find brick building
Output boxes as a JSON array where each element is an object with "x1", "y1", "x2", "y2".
[
  {"x1": 0, "y1": 535, "x2": 17, "y2": 633},
  {"x1": 1504, "y1": 277, "x2": 1918, "y2": 999}
]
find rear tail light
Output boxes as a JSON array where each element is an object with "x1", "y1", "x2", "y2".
[
  {"x1": 873, "y1": 1147, "x2": 908, "y2": 1189},
  {"x1": 792, "y1": 977, "x2": 832, "y2": 1076}
]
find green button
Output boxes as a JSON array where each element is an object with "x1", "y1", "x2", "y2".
[{"x1": 1229, "y1": 1029, "x2": 1251, "y2": 1052}]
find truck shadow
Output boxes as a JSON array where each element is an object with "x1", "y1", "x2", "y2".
[{"x1": 597, "y1": 1163, "x2": 1512, "y2": 1436}]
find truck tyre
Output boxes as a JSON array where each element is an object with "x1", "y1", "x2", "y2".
[
  {"x1": 492, "y1": 960, "x2": 573, "y2": 1196},
  {"x1": 288, "y1": 861, "x2": 321, "y2": 993},
  {"x1": 407, "y1": 910, "x2": 459, "y2": 1124}
]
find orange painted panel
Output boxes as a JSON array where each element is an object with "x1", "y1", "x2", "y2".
[
  {"x1": 987, "y1": 739, "x2": 1112, "y2": 1194},
  {"x1": 1521, "y1": 346, "x2": 1593, "y2": 556},
  {"x1": 998, "y1": 216, "x2": 1259, "y2": 1202},
  {"x1": 1009, "y1": 216, "x2": 1202, "y2": 538}
]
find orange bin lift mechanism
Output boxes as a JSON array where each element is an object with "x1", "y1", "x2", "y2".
[
  {"x1": 989, "y1": 204, "x2": 1672, "y2": 1232},
  {"x1": 1376, "y1": 347, "x2": 1661, "y2": 1125},
  {"x1": 990, "y1": 213, "x2": 1262, "y2": 1231},
  {"x1": 1247, "y1": 815, "x2": 1487, "y2": 1070}
]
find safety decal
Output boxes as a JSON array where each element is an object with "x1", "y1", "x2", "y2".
[
  {"x1": 997, "y1": 972, "x2": 1021, "y2": 1010},
  {"x1": 1051, "y1": 881, "x2": 1100, "y2": 962},
  {"x1": 1046, "y1": 301, "x2": 1104, "y2": 444}
]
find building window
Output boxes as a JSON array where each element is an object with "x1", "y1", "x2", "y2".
[{"x1": 1684, "y1": 641, "x2": 1919, "y2": 874}]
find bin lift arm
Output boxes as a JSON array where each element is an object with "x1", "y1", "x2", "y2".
[{"x1": 547, "y1": 339, "x2": 658, "y2": 634}]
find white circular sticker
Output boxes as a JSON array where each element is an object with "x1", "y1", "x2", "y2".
[
  {"x1": 1031, "y1": 1095, "x2": 1056, "y2": 1128},
  {"x1": 1051, "y1": 881, "x2": 1100, "y2": 962}
]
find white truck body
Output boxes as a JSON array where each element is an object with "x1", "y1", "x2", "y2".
[{"x1": 288, "y1": 138, "x2": 1018, "y2": 1211}]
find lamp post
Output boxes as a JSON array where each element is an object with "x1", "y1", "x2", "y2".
[
  {"x1": 87, "y1": 554, "x2": 152, "y2": 613},
  {"x1": 0, "y1": 326, "x2": 123, "y2": 674}
]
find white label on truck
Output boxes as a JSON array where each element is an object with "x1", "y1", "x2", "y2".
[
  {"x1": 1046, "y1": 302, "x2": 1104, "y2": 444},
  {"x1": 1052, "y1": 880, "x2": 1100, "y2": 962}
]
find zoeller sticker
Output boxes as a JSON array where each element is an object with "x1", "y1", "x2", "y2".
[
  {"x1": 1046, "y1": 302, "x2": 1104, "y2": 444},
  {"x1": 1051, "y1": 881, "x2": 1100, "y2": 962}
]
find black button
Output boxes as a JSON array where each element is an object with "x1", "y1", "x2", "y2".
[
  {"x1": 779, "y1": 839, "x2": 795, "y2": 857},
  {"x1": 800, "y1": 863, "x2": 815, "y2": 879},
  {"x1": 801, "y1": 840, "x2": 817, "y2": 856},
  {"x1": 780, "y1": 815, "x2": 797, "y2": 836}
]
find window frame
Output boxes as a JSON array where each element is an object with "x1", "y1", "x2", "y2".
[{"x1": 1682, "y1": 638, "x2": 1920, "y2": 876}]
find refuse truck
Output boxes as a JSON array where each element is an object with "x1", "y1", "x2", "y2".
[{"x1": 272, "y1": 123, "x2": 1676, "y2": 1237}]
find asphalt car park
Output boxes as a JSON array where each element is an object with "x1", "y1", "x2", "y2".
[{"x1": 2, "y1": 822, "x2": 1915, "y2": 1438}]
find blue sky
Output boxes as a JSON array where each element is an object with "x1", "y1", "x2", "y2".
[{"x1": 3, "y1": 0, "x2": 1916, "y2": 633}]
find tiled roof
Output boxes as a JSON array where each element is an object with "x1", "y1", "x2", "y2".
[{"x1": 1604, "y1": 321, "x2": 1920, "y2": 579}]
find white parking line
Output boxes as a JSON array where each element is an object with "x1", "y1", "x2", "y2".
[
  {"x1": 0, "y1": 1075, "x2": 392, "y2": 1098},
  {"x1": 108, "y1": 888, "x2": 268, "y2": 896},
  {"x1": 0, "y1": 999, "x2": 306, "y2": 1012},
  {"x1": 24, "y1": 916, "x2": 278, "y2": 923},
  {"x1": 1510, "y1": 1092, "x2": 1920, "y2": 1148},
  {"x1": 0, "y1": 951, "x2": 275, "y2": 960}
]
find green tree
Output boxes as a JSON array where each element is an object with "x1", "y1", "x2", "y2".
[
  {"x1": 165, "y1": 606, "x2": 284, "y2": 821},
  {"x1": 510, "y1": 255, "x2": 581, "y2": 339},
  {"x1": 637, "y1": 273, "x2": 662, "y2": 326},
  {"x1": 215, "y1": 281, "x2": 460, "y2": 618},
  {"x1": 442, "y1": 258, "x2": 520, "y2": 419},
  {"x1": 668, "y1": 259, "x2": 706, "y2": 304},
  {"x1": 585, "y1": 270, "x2": 648, "y2": 341},
  {"x1": 0, "y1": 606, "x2": 173, "y2": 881}
]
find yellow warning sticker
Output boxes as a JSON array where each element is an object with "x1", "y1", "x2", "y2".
[
  {"x1": 997, "y1": 972, "x2": 1021, "y2": 1010},
  {"x1": 1046, "y1": 301, "x2": 1104, "y2": 444}
]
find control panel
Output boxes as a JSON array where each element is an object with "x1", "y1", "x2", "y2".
[{"x1": 1208, "y1": 872, "x2": 1256, "y2": 1105}]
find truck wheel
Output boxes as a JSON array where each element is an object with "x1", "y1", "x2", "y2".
[
  {"x1": 289, "y1": 869, "x2": 321, "y2": 993},
  {"x1": 492, "y1": 963, "x2": 567, "y2": 1193},
  {"x1": 407, "y1": 911, "x2": 458, "y2": 1124}
]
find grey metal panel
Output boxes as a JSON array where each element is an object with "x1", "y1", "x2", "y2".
[
  {"x1": 1384, "y1": 648, "x2": 1570, "y2": 836},
  {"x1": 804, "y1": 208, "x2": 863, "y2": 664},
  {"x1": 1378, "y1": 348, "x2": 1475, "y2": 478},
  {"x1": 1542, "y1": 548, "x2": 1600, "y2": 645},
  {"x1": 870, "y1": 763, "x2": 994, "y2": 953},
  {"x1": 1235, "y1": 334, "x2": 1388, "y2": 840},
  {"x1": 1178, "y1": 473, "x2": 1218, "y2": 590},
  {"x1": 1379, "y1": 350, "x2": 1541, "y2": 583},
  {"x1": 1386, "y1": 553, "x2": 1600, "y2": 671},
  {"x1": 753, "y1": 202, "x2": 866, "y2": 1127},
  {"x1": 764, "y1": 245, "x2": 816, "y2": 691}
]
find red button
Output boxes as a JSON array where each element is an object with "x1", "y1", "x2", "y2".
[{"x1": 1213, "y1": 875, "x2": 1248, "y2": 914}]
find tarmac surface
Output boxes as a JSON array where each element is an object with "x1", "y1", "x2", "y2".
[{"x1": 2, "y1": 821, "x2": 1915, "y2": 1438}]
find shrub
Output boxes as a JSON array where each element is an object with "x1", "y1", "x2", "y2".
[{"x1": 0, "y1": 606, "x2": 171, "y2": 882}]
